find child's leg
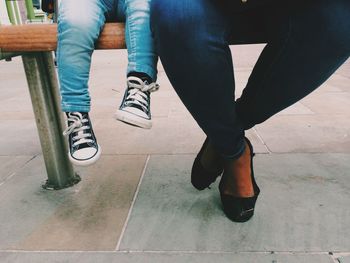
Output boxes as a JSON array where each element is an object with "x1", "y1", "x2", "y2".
[
  {"x1": 57, "y1": 0, "x2": 111, "y2": 166},
  {"x1": 115, "y1": 0, "x2": 159, "y2": 129},
  {"x1": 123, "y1": 0, "x2": 158, "y2": 81},
  {"x1": 57, "y1": 0, "x2": 108, "y2": 113}
]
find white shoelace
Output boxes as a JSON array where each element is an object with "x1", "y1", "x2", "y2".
[
  {"x1": 124, "y1": 76, "x2": 159, "y2": 111},
  {"x1": 63, "y1": 112, "x2": 93, "y2": 147}
]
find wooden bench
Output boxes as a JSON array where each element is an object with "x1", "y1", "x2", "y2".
[
  {"x1": 0, "y1": 23, "x2": 126, "y2": 52},
  {"x1": 0, "y1": 23, "x2": 129, "y2": 190}
]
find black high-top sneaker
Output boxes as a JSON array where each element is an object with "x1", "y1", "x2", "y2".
[
  {"x1": 63, "y1": 112, "x2": 101, "y2": 166},
  {"x1": 115, "y1": 76, "x2": 159, "y2": 129}
]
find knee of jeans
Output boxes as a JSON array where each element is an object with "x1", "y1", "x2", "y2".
[
  {"x1": 151, "y1": 0, "x2": 205, "y2": 41},
  {"x1": 316, "y1": 1, "x2": 350, "y2": 52},
  {"x1": 125, "y1": 0, "x2": 151, "y2": 13},
  {"x1": 58, "y1": 17, "x2": 101, "y2": 44}
]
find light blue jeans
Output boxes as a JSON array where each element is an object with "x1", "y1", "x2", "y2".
[{"x1": 57, "y1": 0, "x2": 157, "y2": 112}]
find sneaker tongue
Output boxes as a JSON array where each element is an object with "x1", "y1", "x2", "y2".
[
  {"x1": 71, "y1": 113, "x2": 90, "y2": 141},
  {"x1": 67, "y1": 112, "x2": 88, "y2": 119},
  {"x1": 130, "y1": 80, "x2": 145, "y2": 85},
  {"x1": 128, "y1": 72, "x2": 152, "y2": 83}
]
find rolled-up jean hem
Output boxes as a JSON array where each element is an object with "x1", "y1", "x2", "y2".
[
  {"x1": 127, "y1": 63, "x2": 157, "y2": 82},
  {"x1": 61, "y1": 104, "x2": 90, "y2": 113},
  {"x1": 221, "y1": 137, "x2": 246, "y2": 160}
]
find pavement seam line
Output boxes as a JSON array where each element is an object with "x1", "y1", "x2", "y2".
[
  {"x1": 333, "y1": 252, "x2": 350, "y2": 263},
  {"x1": 0, "y1": 250, "x2": 346, "y2": 255},
  {"x1": 0, "y1": 155, "x2": 37, "y2": 187},
  {"x1": 0, "y1": 172, "x2": 16, "y2": 187},
  {"x1": 327, "y1": 252, "x2": 340, "y2": 263},
  {"x1": 114, "y1": 155, "x2": 151, "y2": 251},
  {"x1": 252, "y1": 127, "x2": 272, "y2": 153},
  {"x1": 117, "y1": 251, "x2": 344, "y2": 255}
]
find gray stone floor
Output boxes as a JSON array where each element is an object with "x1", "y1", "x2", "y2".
[{"x1": 0, "y1": 45, "x2": 349, "y2": 263}]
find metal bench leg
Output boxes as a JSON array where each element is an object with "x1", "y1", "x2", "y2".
[{"x1": 22, "y1": 51, "x2": 81, "y2": 190}]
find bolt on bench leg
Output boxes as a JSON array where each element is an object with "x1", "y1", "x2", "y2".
[{"x1": 22, "y1": 52, "x2": 81, "y2": 190}]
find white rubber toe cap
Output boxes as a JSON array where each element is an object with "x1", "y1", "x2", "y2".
[{"x1": 69, "y1": 145, "x2": 101, "y2": 166}]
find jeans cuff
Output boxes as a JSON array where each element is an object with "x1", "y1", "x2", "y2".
[
  {"x1": 127, "y1": 64, "x2": 157, "y2": 82},
  {"x1": 221, "y1": 136, "x2": 246, "y2": 160},
  {"x1": 61, "y1": 104, "x2": 90, "y2": 113}
]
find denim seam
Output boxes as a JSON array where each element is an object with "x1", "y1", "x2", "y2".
[{"x1": 125, "y1": 5, "x2": 136, "y2": 66}]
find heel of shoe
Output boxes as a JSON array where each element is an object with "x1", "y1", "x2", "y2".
[
  {"x1": 219, "y1": 137, "x2": 260, "y2": 223},
  {"x1": 191, "y1": 156, "x2": 222, "y2": 190},
  {"x1": 220, "y1": 194, "x2": 258, "y2": 223},
  {"x1": 191, "y1": 138, "x2": 223, "y2": 190}
]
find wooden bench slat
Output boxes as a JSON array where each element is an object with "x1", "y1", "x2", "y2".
[{"x1": 0, "y1": 23, "x2": 126, "y2": 52}]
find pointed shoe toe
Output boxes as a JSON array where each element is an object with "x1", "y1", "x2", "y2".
[{"x1": 191, "y1": 138, "x2": 224, "y2": 190}]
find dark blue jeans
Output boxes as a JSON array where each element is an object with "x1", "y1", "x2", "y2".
[{"x1": 151, "y1": 0, "x2": 350, "y2": 158}]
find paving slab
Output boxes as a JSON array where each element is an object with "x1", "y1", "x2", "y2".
[
  {"x1": 93, "y1": 117, "x2": 268, "y2": 155},
  {"x1": 277, "y1": 102, "x2": 314, "y2": 116},
  {"x1": 0, "y1": 59, "x2": 39, "y2": 121},
  {"x1": 311, "y1": 82, "x2": 344, "y2": 93},
  {"x1": 90, "y1": 94, "x2": 183, "y2": 120},
  {"x1": 0, "y1": 97, "x2": 35, "y2": 120},
  {"x1": 230, "y1": 44, "x2": 265, "y2": 69},
  {"x1": 0, "y1": 85, "x2": 28, "y2": 102},
  {"x1": 93, "y1": 116, "x2": 205, "y2": 155},
  {"x1": 248, "y1": 129, "x2": 270, "y2": 153},
  {"x1": 339, "y1": 255, "x2": 350, "y2": 263},
  {"x1": 0, "y1": 156, "x2": 33, "y2": 183},
  {"x1": 0, "y1": 252, "x2": 335, "y2": 263},
  {"x1": 1, "y1": 46, "x2": 349, "y2": 260},
  {"x1": 338, "y1": 58, "x2": 350, "y2": 75},
  {"x1": 300, "y1": 92, "x2": 350, "y2": 115},
  {"x1": 326, "y1": 73, "x2": 350, "y2": 92},
  {"x1": 0, "y1": 120, "x2": 41, "y2": 155},
  {"x1": 14, "y1": 155, "x2": 147, "y2": 251},
  {"x1": 0, "y1": 57, "x2": 26, "y2": 81},
  {"x1": 255, "y1": 114, "x2": 350, "y2": 153},
  {"x1": 120, "y1": 154, "x2": 350, "y2": 252},
  {"x1": 0, "y1": 156, "x2": 73, "y2": 249},
  {"x1": 0, "y1": 111, "x2": 35, "y2": 121},
  {"x1": 0, "y1": 62, "x2": 31, "y2": 120}
]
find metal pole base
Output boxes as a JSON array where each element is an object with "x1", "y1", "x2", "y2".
[
  {"x1": 42, "y1": 173, "x2": 81, "y2": 190},
  {"x1": 22, "y1": 52, "x2": 80, "y2": 190}
]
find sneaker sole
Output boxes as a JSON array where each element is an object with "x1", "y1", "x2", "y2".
[
  {"x1": 115, "y1": 109, "x2": 152, "y2": 129},
  {"x1": 69, "y1": 145, "x2": 102, "y2": 166}
]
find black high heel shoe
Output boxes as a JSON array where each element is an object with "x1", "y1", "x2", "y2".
[
  {"x1": 219, "y1": 137, "x2": 260, "y2": 223},
  {"x1": 191, "y1": 138, "x2": 224, "y2": 190}
]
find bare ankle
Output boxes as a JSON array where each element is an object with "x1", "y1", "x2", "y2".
[{"x1": 221, "y1": 142, "x2": 254, "y2": 197}]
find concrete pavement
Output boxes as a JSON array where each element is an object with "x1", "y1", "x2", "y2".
[{"x1": 0, "y1": 45, "x2": 349, "y2": 263}]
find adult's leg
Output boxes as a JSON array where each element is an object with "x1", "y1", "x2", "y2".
[
  {"x1": 152, "y1": 0, "x2": 262, "y2": 222},
  {"x1": 236, "y1": 0, "x2": 350, "y2": 129},
  {"x1": 57, "y1": 0, "x2": 109, "y2": 112},
  {"x1": 151, "y1": 0, "x2": 245, "y2": 158}
]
